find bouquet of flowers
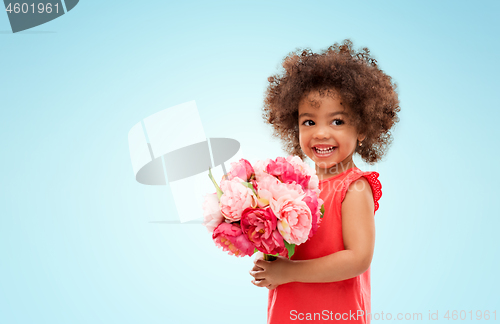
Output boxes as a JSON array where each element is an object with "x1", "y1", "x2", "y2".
[{"x1": 202, "y1": 156, "x2": 324, "y2": 261}]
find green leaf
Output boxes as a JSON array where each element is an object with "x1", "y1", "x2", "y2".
[
  {"x1": 254, "y1": 248, "x2": 258, "y2": 253},
  {"x1": 320, "y1": 204, "x2": 325, "y2": 219},
  {"x1": 208, "y1": 167, "x2": 224, "y2": 200},
  {"x1": 284, "y1": 241, "x2": 295, "y2": 258},
  {"x1": 241, "y1": 181, "x2": 258, "y2": 196}
]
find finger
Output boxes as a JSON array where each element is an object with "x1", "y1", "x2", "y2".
[
  {"x1": 253, "y1": 251, "x2": 264, "y2": 260},
  {"x1": 253, "y1": 257, "x2": 263, "y2": 264},
  {"x1": 249, "y1": 269, "x2": 266, "y2": 279},
  {"x1": 249, "y1": 270, "x2": 266, "y2": 280},
  {"x1": 252, "y1": 279, "x2": 269, "y2": 288},
  {"x1": 253, "y1": 255, "x2": 268, "y2": 262},
  {"x1": 251, "y1": 264, "x2": 264, "y2": 271},
  {"x1": 254, "y1": 259, "x2": 271, "y2": 268},
  {"x1": 251, "y1": 279, "x2": 261, "y2": 287}
]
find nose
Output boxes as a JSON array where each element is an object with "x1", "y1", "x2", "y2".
[{"x1": 313, "y1": 125, "x2": 331, "y2": 139}]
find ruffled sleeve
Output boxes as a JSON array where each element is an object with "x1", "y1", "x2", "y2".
[{"x1": 339, "y1": 171, "x2": 382, "y2": 214}]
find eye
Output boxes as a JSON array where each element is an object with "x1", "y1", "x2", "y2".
[
  {"x1": 302, "y1": 120, "x2": 315, "y2": 126},
  {"x1": 332, "y1": 118, "x2": 344, "y2": 126}
]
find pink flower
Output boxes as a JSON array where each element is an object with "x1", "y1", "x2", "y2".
[
  {"x1": 212, "y1": 222, "x2": 255, "y2": 257},
  {"x1": 227, "y1": 158, "x2": 254, "y2": 182},
  {"x1": 254, "y1": 172, "x2": 279, "y2": 208},
  {"x1": 267, "y1": 157, "x2": 310, "y2": 189},
  {"x1": 279, "y1": 247, "x2": 289, "y2": 258},
  {"x1": 255, "y1": 187, "x2": 272, "y2": 208},
  {"x1": 253, "y1": 158, "x2": 272, "y2": 182},
  {"x1": 219, "y1": 177, "x2": 257, "y2": 222},
  {"x1": 273, "y1": 196, "x2": 312, "y2": 245},
  {"x1": 259, "y1": 171, "x2": 305, "y2": 201},
  {"x1": 302, "y1": 190, "x2": 324, "y2": 238},
  {"x1": 202, "y1": 192, "x2": 224, "y2": 233},
  {"x1": 257, "y1": 172, "x2": 305, "y2": 209},
  {"x1": 286, "y1": 155, "x2": 320, "y2": 191},
  {"x1": 240, "y1": 207, "x2": 285, "y2": 255},
  {"x1": 250, "y1": 178, "x2": 259, "y2": 192},
  {"x1": 257, "y1": 172, "x2": 306, "y2": 211}
]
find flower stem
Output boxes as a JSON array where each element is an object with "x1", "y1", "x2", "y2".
[
  {"x1": 264, "y1": 254, "x2": 277, "y2": 261},
  {"x1": 208, "y1": 166, "x2": 223, "y2": 200}
]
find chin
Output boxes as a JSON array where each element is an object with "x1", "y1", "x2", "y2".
[{"x1": 312, "y1": 158, "x2": 336, "y2": 168}]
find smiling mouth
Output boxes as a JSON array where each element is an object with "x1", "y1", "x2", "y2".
[{"x1": 313, "y1": 146, "x2": 336, "y2": 154}]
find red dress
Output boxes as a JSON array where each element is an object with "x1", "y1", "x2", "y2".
[{"x1": 267, "y1": 166, "x2": 382, "y2": 324}]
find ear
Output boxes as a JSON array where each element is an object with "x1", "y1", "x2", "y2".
[{"x1": 358, "y1": 134, "x2": 366, "y2": 142}]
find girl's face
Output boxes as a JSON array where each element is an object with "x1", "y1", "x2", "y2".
[{"x1": 298, "y1": 89, "x2": 365, "y2": 179}]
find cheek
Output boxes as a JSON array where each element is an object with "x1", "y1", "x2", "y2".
[{"x1": 298, "y1": 131, "x2": 308, "y2": 150}]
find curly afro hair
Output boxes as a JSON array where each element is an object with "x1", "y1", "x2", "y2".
[{"x1": 262, "y1": 39, "x2": 400, "y2": 164}]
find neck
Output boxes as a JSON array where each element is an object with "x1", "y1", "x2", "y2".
[{"x1": 316, "y1": 157, "x2": 357, "y2": 181}]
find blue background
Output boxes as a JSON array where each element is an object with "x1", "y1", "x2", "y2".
[{"x1": 1, "y1": 1, "x2": 499, "y2": 323}]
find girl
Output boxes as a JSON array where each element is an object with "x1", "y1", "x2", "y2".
[{"x1": 249, "y1": 39, "x2": 400, "y2": 324}]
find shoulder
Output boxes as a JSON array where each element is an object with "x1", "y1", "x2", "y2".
[
  {"x1": 338, "y1": 171, "x2": 382, "y2": 213},
  {"x1": 343, "y1": 177, "x2": 375, "y2": 211},
  {"x1": 347, "y1": 176, "x2": 373, "y2": 197}
]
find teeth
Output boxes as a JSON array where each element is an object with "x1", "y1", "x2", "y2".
[{"x1": 315, "y1": 147, "x2": 335, "y2": 153}]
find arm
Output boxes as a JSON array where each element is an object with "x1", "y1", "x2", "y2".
[
  {"x1": 250, "y1": 177, "x2": 375, "y2": 287},
  {"x1": 290, "y1": 177, "x2": 376, "y2": 282}
]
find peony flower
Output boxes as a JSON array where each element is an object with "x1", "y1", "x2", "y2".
[
  {"x1": 255, "y1": 172, "x2": 281, "y2": 208},
  {"x1": 267, "y1": 156, "x2": 310, "y2": 189},
  {"x1": 240, "y1": 207, "x2": 285, "y2": 255},
  {"x1": 286, "y1": 155, "x2": 320, "y2": 191},
  {"x1": 219, "y1": 177, "x2": 257, "y2": 222},
  {"x1": 212, "y1": 222, "x2": 255, "y2": 257},
  {"x1": 253, "y1": 158, "x2": 272, "y2": 182},
  {"x1": 258, "y1": 173, "x2": 308, "y2": 227},
  {"x1": 273, "y1": 196, "x2": 312, "y2": 245},
  {"x1": 202, "y1": 192, "x2": 224, "y2": 233},
  {"x1": 256, "y1": 187, "x2": 272, "y2": 208},
  {"x1": 278, "y1": 247, "x2": 289, "y2": 258},
  {"x1": 203, "y1": 155, "x2": 324, "y2": 258},
  {"x1": 250, "y1": 178, "x2": 259, "y2": 192},
  {"x1": 265, "y1": 178, "x2": 306, "y2": 210},
  {"x1": 302, "y1": 190, "x2": 324, "y2": 238},
  {"x1": 226, "y1": 158, "x2": 255, "y2": 182}
]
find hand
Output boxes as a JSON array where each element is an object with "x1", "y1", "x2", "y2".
[
  {"x1": 250, "y1": 261, "x2": 276, "y2": 289},
  {"x1": 248, "y1": 252, "x2": 279, "y2": 290},
  {"x1": 249, "y1": 253, "x2": 293, "y2": 290}
]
